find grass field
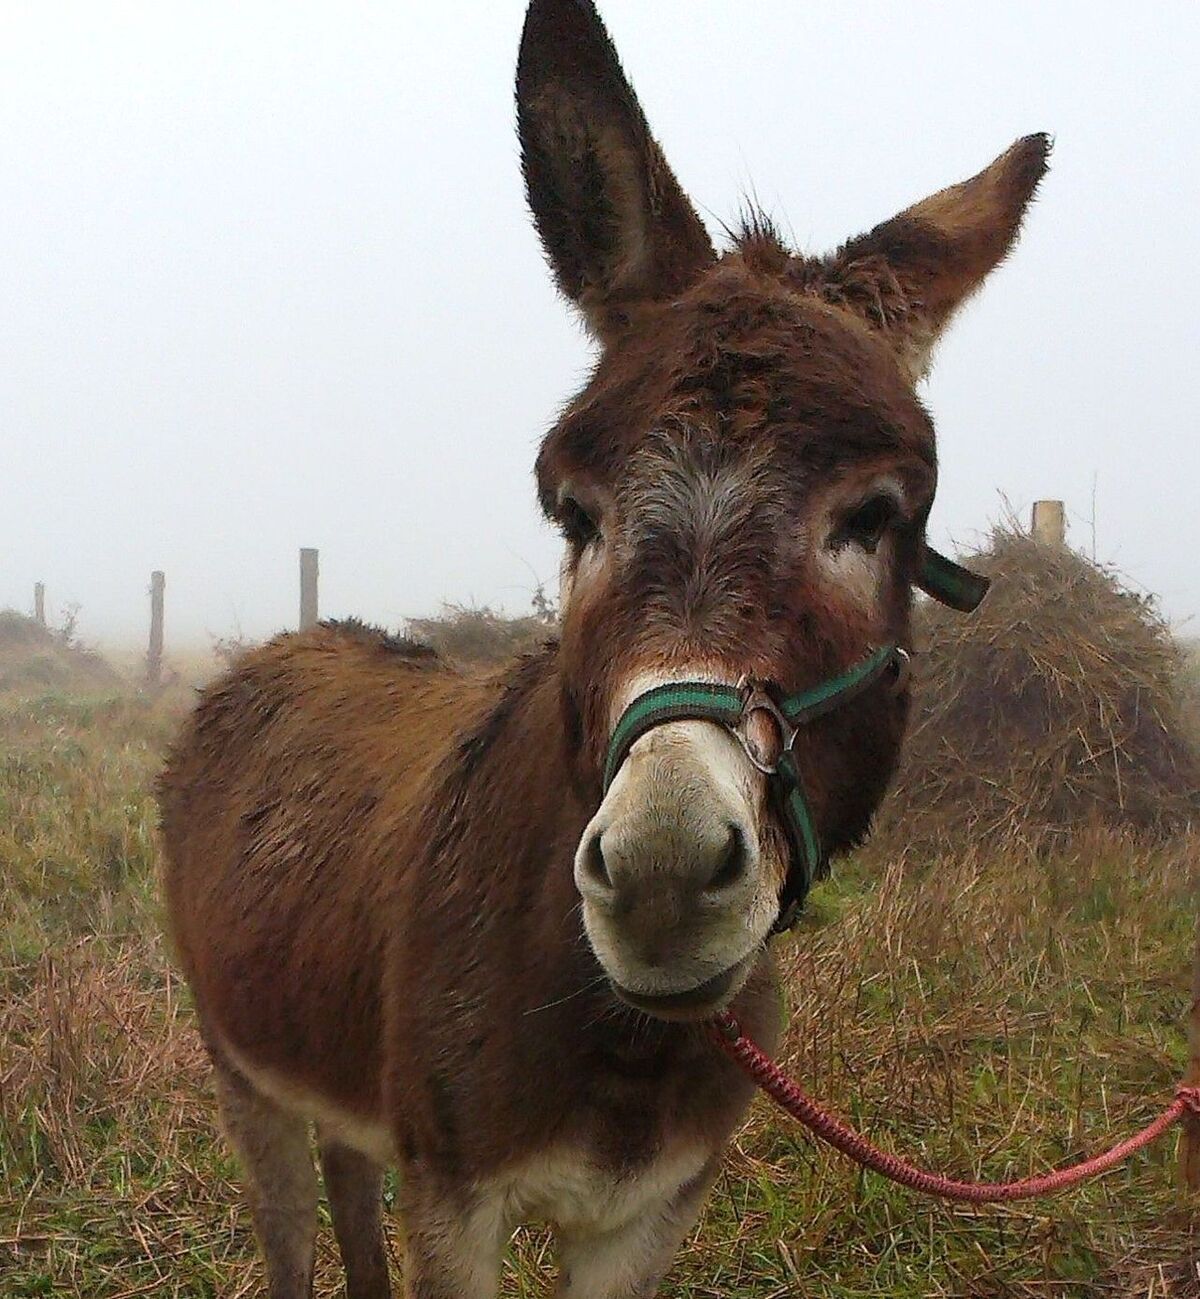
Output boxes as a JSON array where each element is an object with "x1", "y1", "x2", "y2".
[{"x1": 2, "y1": 681, "x2": 1199, "y2": 1297}]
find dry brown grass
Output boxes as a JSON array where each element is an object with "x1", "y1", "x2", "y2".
[
  {"x1": 671, "y1": 825, "x2": 1200, "y2": 1297},
  {"x1": 4, "y1": 814, "x2": 1198, "y2": 1295}
]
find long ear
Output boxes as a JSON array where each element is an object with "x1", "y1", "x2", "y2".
[
  {"x1": 516, "y1": 0, "x2": 716, "y2": 341},
  {"x1": 826, "y1": 134, "x2": 1050, "y2": 381}
]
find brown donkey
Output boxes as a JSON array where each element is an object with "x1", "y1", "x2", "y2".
[{"x1": 159, "y1": 2, "x2": 1048, "y2": 1294}]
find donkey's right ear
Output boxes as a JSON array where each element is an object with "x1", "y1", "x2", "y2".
[{"x1": 516, "y1": 0, "x2": 715, "y2": 342}]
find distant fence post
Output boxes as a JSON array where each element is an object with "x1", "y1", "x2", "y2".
[
  {"x1": 300, "y1": 548, "x2": 319, "y2": 631},
  {"x1": 1030, "y1": 500, "x2": 1066, "y2": 547},
  {"x1": 34, "y1": 583, "x2": 45, "y2": 627},
  {"x1": 147, "y1": 570, "x2": 165, "y2": 686}
]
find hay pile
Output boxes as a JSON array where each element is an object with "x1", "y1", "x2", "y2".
[
  {"x1": 406, "y1": 601, "x2": 555, "y2": 669},
  {"x1": 873, "y1": 528, "x2": 1200, "y2": 853}
]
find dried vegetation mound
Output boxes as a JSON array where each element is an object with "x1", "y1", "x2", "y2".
[
  {"x1": 406, "y1": 602, "x2": 555, "y2": 668},
  {"x1": 0, "y1": 609, "x2": 122, "y2": 694},
  {"x1": 874, "y1": 529, "x2": 1200, "y2": 851}
]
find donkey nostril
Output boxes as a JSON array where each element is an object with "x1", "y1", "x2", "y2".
[
  {"x1": 705, "y1": 825, "x2": 748, "y2": 893},
  {"x1": 580, "y1": 832, "x2": 612, "y2": 892}
]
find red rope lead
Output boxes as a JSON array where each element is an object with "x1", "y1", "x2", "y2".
[{"x1": 709, "y1": 1011, "x2": 1200, "y2": 1204}]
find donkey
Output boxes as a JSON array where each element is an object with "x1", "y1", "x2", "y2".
[{"x1": 159, "y1": 1, "x2": 1047, "y2": 1295}]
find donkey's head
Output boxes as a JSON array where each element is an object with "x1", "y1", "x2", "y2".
[{"x1": 518, "y1": 0, "x2": 1046, "y2": 1020}]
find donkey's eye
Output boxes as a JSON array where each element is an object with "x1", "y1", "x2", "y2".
[
  {"x1": 834, "y1": 495, "x2": 897, "y2": 554},
  {"x1": 559, "y1": 496, "x2": 601, "y2": 550}
]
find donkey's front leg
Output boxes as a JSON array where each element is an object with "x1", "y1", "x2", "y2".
[
  {"x1": 399, "y1": 1177, "x2": 507, "y2": 1299},
  {"x1": 554, "y1": 1158, "x2": 719, "y2": 1299}
]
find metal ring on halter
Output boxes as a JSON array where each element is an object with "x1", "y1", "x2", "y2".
[
  {"x1": 603, "y1": 638, "x2": 934, "y2": 931},
  {"x1": 889, "y1": 647, "x2": 912, "y2": 694},
  {"x1": 734, "y1": 678, "x2": 798, "y2": 776}
]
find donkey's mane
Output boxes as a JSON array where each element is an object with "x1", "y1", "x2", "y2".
[{"x1": 321, "y1": 617, "x2": 442, "y2": 664}]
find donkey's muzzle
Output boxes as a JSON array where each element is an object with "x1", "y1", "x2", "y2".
[
  {"x1": 573, "y1": 720, "x2": 774, "y2": 1017},
  {"x1": 578, "y1": 819, "x2": 750, "y2": 903}
]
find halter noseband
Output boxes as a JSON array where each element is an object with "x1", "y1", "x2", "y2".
[{"x1": 601, "y1": 547, "x2": 989, "y2": 933}]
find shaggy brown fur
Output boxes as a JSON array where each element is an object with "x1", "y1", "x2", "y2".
[{"x1": 160, "y1": 2, "x2": 1048, "y2": 1295}]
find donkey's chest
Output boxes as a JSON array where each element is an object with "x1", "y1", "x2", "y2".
[{"x1": 482, "y1": 1139, "x2": 709, "y2": 1234}]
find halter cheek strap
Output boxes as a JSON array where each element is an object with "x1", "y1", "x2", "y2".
[
  {"x1": 917, "y1": 546, "x2": 990, "y2": 613},
  {"x1": 601, "y1": 545, "x2": 988, "y2": 933}
]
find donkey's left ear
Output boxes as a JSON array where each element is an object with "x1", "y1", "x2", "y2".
[
  {"x1": 517, "y1": 0, "x2": 716, "y2": 342},
  {"x1": 827, "y1": 134, "x2": 1050, "y2": 382}
]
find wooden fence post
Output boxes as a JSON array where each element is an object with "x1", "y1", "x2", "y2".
[
  {"x1": 300, "y1": 548, "x2": 319, "y2": 631},
  {"x1": 34, "y1": 583, "x2": 45, "y2": 627},
  {"x1": 1030, "y1": 500, "x2": 1066, "y2": 547},
  {"x1": 147, "y1": 570, "x2": 165, "y2": 686}
]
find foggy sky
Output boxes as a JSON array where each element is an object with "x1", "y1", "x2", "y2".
[{"x1": 3, "y1": 1, "x2": 1198, "y2": 649}]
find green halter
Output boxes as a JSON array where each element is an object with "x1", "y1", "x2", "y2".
[{"x1": 601, "y1": 546, "x2": 988, "y2": 932}]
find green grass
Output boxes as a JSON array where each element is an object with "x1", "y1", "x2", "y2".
[{"x1": 2, "y1": 687, "x2": 1199, "y2": 1296}]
